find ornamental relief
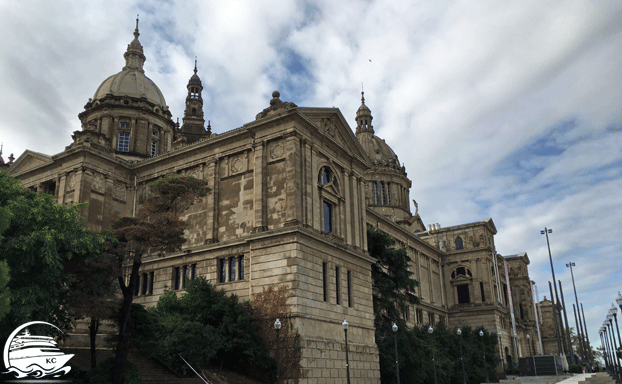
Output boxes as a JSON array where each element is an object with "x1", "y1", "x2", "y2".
[
  {"x1": 228, "y1": 153, "x2": 248, "y2": 176},
  {"x1": 268, "y1": 140, "x2": 284, "y2": 160},
  {"x1": 92, "y1": 172, "x2": 105, "y2": 193},
  {"x1": 113, "y1": 182, "x2": 126, "y2": 201}
]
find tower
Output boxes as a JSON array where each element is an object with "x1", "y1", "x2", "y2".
[{"x1": 177, "y1": 59, "x2": 210, "y2": 144}]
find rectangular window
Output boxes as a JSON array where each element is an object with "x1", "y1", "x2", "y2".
[
  {"x1": 134, "y1": 274, "x2": 141, "y2": 296},
  {"x1": 457, "y1": 284, "x2": 470, "y2": 304},
  {"x1": 323, "y1": 262, "x2": 328, "y2": 302},
  {"x1": 238, "y1": 256, "x2": 244, "y2": 280},
  {"x1": 386, "y1": 182, "x2": 391, "y2": 205},
  {"x1": 480, "y1": 282, "x2": 486, "y2": 302},
  {"x1": 403, "y1": 305, "x2": 410, "y2": 321},
  {"x1": 429, "y1": 312, "x2": 435, "y2": 326},
  {"x1": 372, "y1": 181, "x2": 378, "y2": 205},
  {"x1": 148, "y1": 272, "x2": 154, "y2": 295},
  {"x1": 416, "y1": 309, "x2": 423, "y2": 324},
  {"x1": 120, "y1": 122, "x2": 130, "y2": 129},
  {"x1": 229, "y1": 257, "x2": 236, "y2": 282},
  {"x1": 118, "y1": 132, "x2": 130, "y2": 152},
  {"x1": 335, "y1": 266, "x2": 340, "y2": 305},
  {"x1": 379, "y1": 182, "x2": 385, "y2": 205},
  {"x1": 347, "y1": 270, "x2": 352, "y2": 307},
  {"x1": 174, "y1": 267, "x2": 181, "y2": 290},
  {"x1": 218, "y1": 259, "x2": 226, "y2": 283},
  {"x1": 191, "y1": 264, "x2": 196, "y2": 280},
  {"x1": 322, "y1": 201, "x2": 333, "y2": 233},
  {"x1": 151, "y1": 140, "x2": 158, "y2": 157},
  {"x1": 141, "y1": 273, "x2": 148, "y2": 295},
  {"x1": 182, "y1": 266, "x2": 190, "y2": 289}
]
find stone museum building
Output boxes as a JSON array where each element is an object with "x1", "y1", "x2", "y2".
[{"x1": 7, "y1": 24, "x2": 541, "y2": 383}]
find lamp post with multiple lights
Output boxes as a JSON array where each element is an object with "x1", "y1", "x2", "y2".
[
  {"x1": 542, "y1": 227, "x2": 566, "y2": 357},
  {"x1": 566, "y1": 262, "x2": 587, "y2": 361}
]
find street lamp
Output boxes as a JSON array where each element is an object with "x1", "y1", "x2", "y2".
[
  {"x1": 606, "y1": 314, "x2": 621, "y2": 379},
  {"x1": 393, "y1": 323, "x2": 400, "y2": 384},
  {"x1": 542, "y1": 228, "x2": 565, "y2": 356},
  {"x1": 458, "y1": 329, "x2": 467, "y2": 384},
  {"x1": 611, "y1": 304, "x2": 622, "y2": 360},
  {"x1": 480, "y1": 330, "x2": 490, "y2": 383},
  {"x1": 497, "y1": 332, "x2": 506, "y2": 378},
  {"x1": 343, "y1": 319, "x2": 351, "y2": 384},
  {"x1": 429, "y1": 326, "x2": 438, "y2": 384},
  {"x1": 274, "y1": 318, "x2": 281, "y2": 384},
  {"x1": 616, "y1": 292, "x2": 622, "y2": 311}
]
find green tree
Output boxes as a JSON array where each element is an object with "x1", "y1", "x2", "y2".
[
  {"x1": 368, "y1": 228, "x2": 420, "y2": 327},
  {"x1": 147, "y1": 277, "x2": 273, "y2": 380},
  {"x1": 0, "y1": 172, "x2": 106, "y2": 334},
  {"x1": 108, "y1": 174, "x2": 209, "y2": 384}
]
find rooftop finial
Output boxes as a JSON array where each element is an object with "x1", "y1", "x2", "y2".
[
  {"x1": 134, "y1": 14, "x2": 140, "y2": 39},
  {"x1": 194, "y1": 56, "x2": 197, "y2": 74},
  {"x1": 361, "y1": 82, "x2": 365, "y2": 104}
]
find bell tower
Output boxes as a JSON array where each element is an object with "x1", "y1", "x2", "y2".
[{"x1": 178, "y1": 59, "x2": 209, "y2": 143}]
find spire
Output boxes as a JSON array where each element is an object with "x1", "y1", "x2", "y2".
[
  {"x1": 194, "y1": 56, "x2": 198, "y2": 74},
  {"x1": 134, "y1": 14, "x2": 140, "y2": 39},
  {"x1": 124, "y1": 15, "x2": 146, "y2": 72},
  {"x1": 355, "y1": 90, "x2": 374, "y2": 135},
  {"x1": 180, "y1": 63, "x2": 207, "y2": 142}
]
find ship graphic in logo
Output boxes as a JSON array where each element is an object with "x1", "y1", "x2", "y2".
[{"x1": 3, "y1": 321, "x2": 73, "y2": 379}]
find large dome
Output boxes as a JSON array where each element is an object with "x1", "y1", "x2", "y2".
[
  {"x1": 358, "y1": 133, "x2": 400, "y2": 168},
  {"x1": 92, "y1": 23, "x2": 166, "y2": 108},
  {"x1": 93, "y1": 70, "x2": 167, "y2": 107}
]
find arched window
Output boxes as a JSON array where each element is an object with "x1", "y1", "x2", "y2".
[
  {"x1": 455, "y1": 236, "x2": 464, "y2": 250},
  {"x1": 319, "y1": 166, "x2": 332, "y2": 185},
  {"x1": 386, "y1": 182, "x2": 391, "y2": 205}
]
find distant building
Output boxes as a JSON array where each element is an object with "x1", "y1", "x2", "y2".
[{"x1": 8, "y1": 23, "x2": 539, "y2": 382}]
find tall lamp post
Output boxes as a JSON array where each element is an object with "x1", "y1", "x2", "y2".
[
  {"x1": 608, "y1": 311, "x2": 621, "y2": 379},
  {"x1": 274, "y1": 319, "x2": 281, "y2": 384},
  {"x1": 393, "y1": 323, "x2": 400, "y2": 384},
  {"x1": 480, "y1": 330, "x2": 490, "y2": 383},
  {"x1": 617, "y1": 292, "x2": 622, "y2": 312},
  {"x1": 343, "y1": 320, "x2": 351, "y2": 384},
  {"x1": 606, "y1": 316, "x2": 620, "y2": 379},
  {"x1": 566, "y1": 262, "x2": 587, "y2": 361},
  {"x1": 458, "y1": 328, "x2": 467, "y2": 384},
  {"x1": 542, "y1": 227, "x2": 564, "y2": 356},
  {"x1": 498, "y1": 332, "x2": 506, "y2": 378},
  {"x1": 611, "y1": 304, "x2": 622, "y2": 364},
  {"x1": 428, "y1": 326, "x2": 438, "y2": 384}
]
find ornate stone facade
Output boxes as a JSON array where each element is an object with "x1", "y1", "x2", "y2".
[{"x1": 7, "y1": 24, "x2": 540, "y2": 382}]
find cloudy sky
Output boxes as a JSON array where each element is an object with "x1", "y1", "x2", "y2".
[{"x1": 1, "y1": 0, "x2": 621, "y2": 355}]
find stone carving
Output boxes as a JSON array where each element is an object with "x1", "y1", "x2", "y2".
[
  {"x1": 92, "y1": 172, "x2": 104, "y2": 193},
  {"x1": 268, "y1": 140, "x2": 284, "y2": 160},
  {"x1": 321, "y1": 117, "x2": 337, "y2": 137},
  {"x1": 67, "y1": 172, "x2": 76, "y2": 190},
  {"x1": 229, "y1": 154, "x2": 247, "y2": 175},
  {"x1": 113, "y1": 182, "x2": 125, "y2": 200}
]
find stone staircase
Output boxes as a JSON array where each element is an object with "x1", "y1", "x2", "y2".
[{"x1": 500, "y1": 373, "x2": 618, "y2": 384}]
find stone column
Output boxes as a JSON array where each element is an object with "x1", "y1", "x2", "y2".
[
  {"x1": 359, "y1": 177, "x2": 367, "y2": 251},
  {"x1": 204, "y1": 160, "x2": 218, "y2": 243},
  {"x1": 304, "y1": 141, "x2": 313, "y2": 227},
  {"x1": 350, "y1": 173, "x2": 360, "y2": 248},
  {"x1": 103, "y1": 175, "x2": 114, "y2": 229},
  {"x1": 343, "y1": 169, "x2": 352, "y2": 245},
  {"x1": 284, "y1": 133, "x2": 301, "y2": 226},
  {"x1": 251, "y1": 140, "x2": 267, "y2": 232},
  {"x1": 58, "y1": 172, "x2": 67, "y2": 204}
]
